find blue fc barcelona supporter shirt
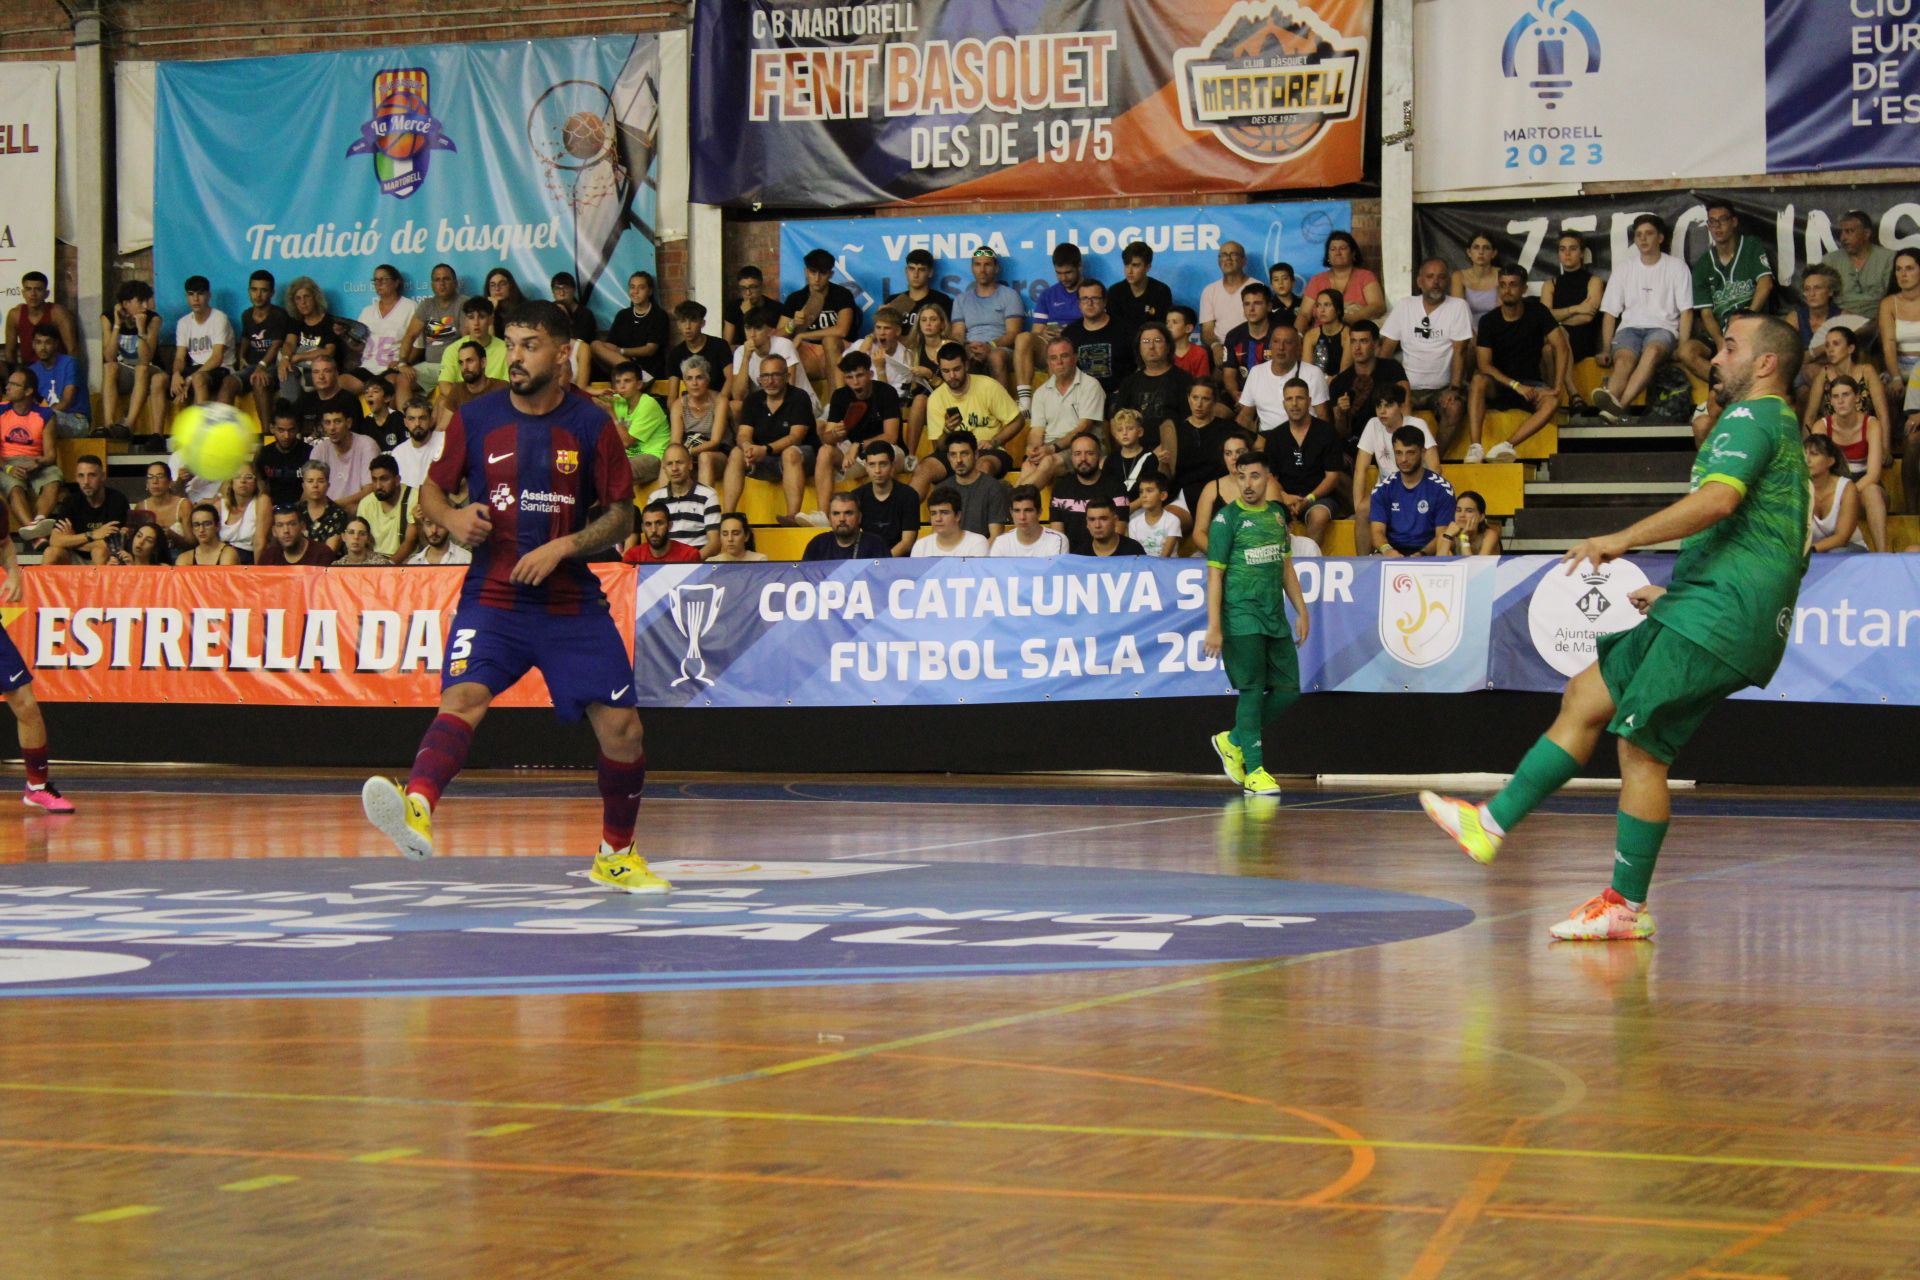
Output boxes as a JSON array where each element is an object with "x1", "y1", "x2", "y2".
[
  {"x1": 430, "y1": 387, "x2": 634, "y2": 615},
  {"x1": 1369, "y1": 470, "x2": 1457, "y2": 553}
]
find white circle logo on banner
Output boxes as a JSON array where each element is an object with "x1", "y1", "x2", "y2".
[
  {"x1": 1527, "y1": 559, "x2": 1651, "y2": 677},
  {"x1": 0, "y1": 948, "x2": 151, "y2": 985}
]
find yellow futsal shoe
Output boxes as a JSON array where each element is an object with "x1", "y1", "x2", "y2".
[
  {"x1": 1242, "y1": 767, "x2": 1282, "y2": 797},
  {"x1": 1419, "y1": 790, "x2": 1502, "y2": 865},
  {"x1": 362, "y1": 776, "x2": 434, "y2": 860},
  {"x1": 1210, "y1": 731, "x2": 1247, "y2": 786},
  {"x1": 1549, "y1": 890, "x2": 1654, "y2": 942},
  {"x1": 589, "y1": 843, "x2": 673, "y2": 895}
]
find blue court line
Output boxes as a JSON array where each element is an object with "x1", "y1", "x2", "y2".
[
  {"x1": 51, "y1": 774, "x2": 1920, "y2": 822},
  {"x1": 0, "y1": 958, "x2": 1219, "y2": 999}
]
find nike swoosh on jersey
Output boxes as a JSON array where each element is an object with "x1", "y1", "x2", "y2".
[
  {"x1": 487, "y1": 452, "x2": 515, "y2": 463},
  {"x1": 610, "y1": 686, "x2": 630, "y2": 700}
]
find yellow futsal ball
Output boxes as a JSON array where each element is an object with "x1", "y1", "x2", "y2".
[{"x1": 170, "y1": 403, "x2": 255, "y2": 483}]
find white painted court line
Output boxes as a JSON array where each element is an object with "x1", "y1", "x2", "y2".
[{"x1": 830, "y1": 811, "x2": 1220, "y2": 860}]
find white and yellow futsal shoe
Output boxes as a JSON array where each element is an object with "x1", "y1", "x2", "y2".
[
  {"x1": 589, "y1": 843, "x2": 673, "y2": 895},
  {"x1": 362, "y1": 776, "x2": 434, "y2": 860}
]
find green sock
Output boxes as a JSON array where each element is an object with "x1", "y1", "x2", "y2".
[
  {"x1": 1486, "y1": 736, "x2": 1580, "y2": 832},
  {"x1": 1610, "y1": 812, "x2": 1668, "y2": 904},
  {"x1": 1232, "y1": 690, "x2": 1266, "y2": 772}
]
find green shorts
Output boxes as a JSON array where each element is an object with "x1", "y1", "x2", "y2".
[
  {"x1": 1222, "y1": 630, "x2": 1299, "y2": 695},
  {"x1": 1596, "y1": 617, "x2": 1751, "y2": 765},
  {"x1": 0, "y1": 462, "x2": 62, "y2": 497}
]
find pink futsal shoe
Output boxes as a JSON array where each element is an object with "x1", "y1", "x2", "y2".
[{"x1": 23, "y1": 784, "x2": 75, "y2": 814}]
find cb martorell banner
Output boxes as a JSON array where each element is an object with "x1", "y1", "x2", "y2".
[
  {"x1": 691, "y1": 0, "x2": 1373, "y2": 208},
  {"x1": 155, "y1": 37, "x2": 659, "y2": 328},
  {"x1": 1416, "y1": 182, "x2": 1920, "y2": 299}
]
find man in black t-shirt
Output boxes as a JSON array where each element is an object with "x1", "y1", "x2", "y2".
[
  {"x1": 664, "y1": 299, "x2": 732, "y2": 400},
  {"x1": 590, "y1": 270, "x2": 672, "y2": 381},
  {"x1": 1105, "y1": 240, "x2": 1175, "y2": 338},
  {"x1": 1045, "y1": 434, "x2": 1129, "y2": 547},
  {"x1": 801, "y1": 493, "x2": 891, "y2": 561},
  {"x1": 356, "y1": 376, "x2": 407, "y2": 452},
  {"x1": 883, "y1": 249, "x2": 954, "y2": 336},
  {"x1": 813, "y1": 350, "x2": 904, "y2": 517},
  {"x1": 1071, "y1": 497, "x2": 1146, "y2": 557},
  {"x1": 550, "y1": 270, "x2": 598, "y2": 385},
  {"x1": 239, "y1": 269, "x2": 292, "y2": 427},
  {"x1": 1328, "y1": 320, "x2": 1411, "y2": 461},
  {"x1": 293, "y1": 354, "x2": 365, "y2": 440},
  {"x1": 721, "y1": 265, "x2": 770, "y2": 345},
  {"x1": 1108, "y1": 323, "x2": 1191, "y2": 461},
  {"x1": 1264, "y1": 377, "x2": 1347, "y2": 547},
  {"x1": 255, "y1": 408, "x2": 312, "y2": 508},
  {"x1": 1467, "y1": 265, "x2": 1566, "y2": 463},
  {"x1": 42, "y1": 456, "x2": 133, "y2": 564},
  {"x1": 851, "y1": 440, "x2": 921, "y2": 556},
  {"x1": 1061, "y1": 281, "x2": 1136, "y2": 395},
  {"x1": 723, "y1": 353, "x2": 818, "y2": 520},
  {"x1": 783, "y1": 247, "x2": 862, "y2": 387}
]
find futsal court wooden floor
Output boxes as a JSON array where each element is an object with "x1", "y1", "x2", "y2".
[{"x1": 1, "y1": 769, "x2": 1917, "y2": 1279}]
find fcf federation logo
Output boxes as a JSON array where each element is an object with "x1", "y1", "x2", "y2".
[
  {"x1": 1381, "y1": 563, "x2": 1466, "y2": 669},
  {"x1": 1173, "y1": 1, "x2": 1367, "y2": 165},
  {"x1": 345, "y1": 67, "x2": 457, "y2": 199}
]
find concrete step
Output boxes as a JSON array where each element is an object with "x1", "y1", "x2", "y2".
[
  {"x1": 1559, "y1": 421, "x2": 1697, "y2": 447},
  {"x1": 1505, "y1": 537, "x2": 1682, "y2": 553},
  {"x1": 1525, "y1": 480, "x2": 1692, "y2": 500},
  {"x1": 1543, "y1": 450, "x2": 1695, "y2": 484},
  {"x1": 1510, "y1": 503, "x2": 1669, "y2": 540}
]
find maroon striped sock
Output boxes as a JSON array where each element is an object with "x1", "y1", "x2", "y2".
[
  {"x1": 405, "y1": 714, "x2": 473, "y2": 809},
  {"x1": 597, "y1": 752, "x2": 646, "y2": 850},
  {"x1": 21, "y1": 746, "x2": 48, "y2": 788}
]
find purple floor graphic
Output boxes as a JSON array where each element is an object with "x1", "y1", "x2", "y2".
[{"x1": 0, "y1": 858, "x2": 1474, "y2": 999}]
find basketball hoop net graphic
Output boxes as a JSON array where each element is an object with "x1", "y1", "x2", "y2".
[{"x1": 526, "y1": 56, "x2": 658, "y2": 309}]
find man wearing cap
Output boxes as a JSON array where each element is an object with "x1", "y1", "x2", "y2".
[{"x1": 951, "y1": 247, "x2": 1026, "y2": 396}]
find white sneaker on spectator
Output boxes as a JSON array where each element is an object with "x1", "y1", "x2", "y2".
[
  {"x1": 1592, "y1": 388, "x2": 1623, "y2": 420},
  {"x1": 15, "y1": 516, "x2": 55, "y2": 541},
  {"x1": 1486, "y1": 442, "x2": 1518, "y2": 462},
  {"x1": 1464, "y1": 443, "x2": 1485, "y2": 464}
]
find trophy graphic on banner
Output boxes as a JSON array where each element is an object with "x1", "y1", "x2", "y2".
[{"x1": 669, "y1": 584, "x2": 725, "y2": 688}]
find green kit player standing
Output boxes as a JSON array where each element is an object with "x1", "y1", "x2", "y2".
[
  {"x1": 1204, "y1": 449, "x2": 1310, "y2": 797},
  {"x1": 1422, "y1": 314, "x2": 1810, "y2": 941}
]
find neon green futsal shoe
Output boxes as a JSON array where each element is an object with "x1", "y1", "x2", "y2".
[
  {"x1": 362, "y1": 776, "x2": 434, "y2": 860},
  {"x1": 1419, "y1": 790, "x2": 1503, "y2": 865},
  {"x1": 1210, "y1": 731, "x2": 1247, "y2": 786},
  {"x1": 1242, "y1": 767, "x2": 1282, "y2": 797}
]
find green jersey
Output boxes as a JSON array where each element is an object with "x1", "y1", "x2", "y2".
[
  {"x1": 1691, "y1": 236, "x2": 1774, "y2": 327},
  {"x1": 1207, "y1": 499, "x2": 1292, "y2": 637},
  {"x1": 1648, "y1": 395, "x2": 1809, "y2": 685},
  {"x1": 616, "y1": 393, "x2": 670, "y2": 460}
]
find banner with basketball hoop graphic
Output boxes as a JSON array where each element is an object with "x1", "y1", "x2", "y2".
[
  {"x1": 153, "y1": 36, "x2": 659, "y2": 329},
  {"x1": 690, "y1": 0, "x2": 1373, "y2": 208}
]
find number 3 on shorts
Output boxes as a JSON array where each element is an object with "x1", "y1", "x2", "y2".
[{"x1": 449, "y1": 628, "x2": 476, "y2": 663}]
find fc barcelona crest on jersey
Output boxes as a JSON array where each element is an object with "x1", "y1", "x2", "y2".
[{"x1": 555, "y1": 449, "x2": 580, "y2": 475}]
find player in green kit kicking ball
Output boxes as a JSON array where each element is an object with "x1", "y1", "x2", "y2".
[
  {"x1": 1422, "y1": 313, "x2": 1811, "y2": 941},
  {"x1": 1204, "y1": 449, "x2": 1311, "y2": 797}
]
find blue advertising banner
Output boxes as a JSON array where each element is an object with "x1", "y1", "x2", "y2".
[
  {"x1": 779, "y1": 200, "x2": 1352, "y2": 335},
  {"x1": 1765, "y1": 0, "x2": 1920, "y2": 174},
  {"x1": 155, "y1": 37, "x2": 658, "y2": 327},
  {"x1": 635, "y1": 555, "x2": 1920, "y2": 710}
]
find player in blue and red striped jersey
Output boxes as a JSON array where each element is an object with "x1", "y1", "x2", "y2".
[
  {"x1": 0, "y1": 504, "x2": 74, "y2": 812},
  {"x1": 361, "y1": 301, "x2": 669, "y2": 893}
]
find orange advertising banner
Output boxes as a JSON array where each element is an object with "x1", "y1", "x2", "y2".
[{"x1": 1, "y1": 566, "x2": 636, "y2": 707}]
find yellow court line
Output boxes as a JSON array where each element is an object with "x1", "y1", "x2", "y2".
[
  {"x1": 3, "y1": 1079, "x2": 1915, "y2": 1180},
  {"x1": 73, "y1": 1204, "x2": 160, "y2": 1223},
  {"x1": 469, "y1": 1123, "x2": 536, "y2": 1138},
  {"x1": 219, "y1": 1174, "x2": 300, "y2": 1193},
  {"x1": 349, "y1": 1147, "x2": 421, "y2": 1164}
]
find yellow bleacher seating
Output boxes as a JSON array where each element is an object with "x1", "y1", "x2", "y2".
[{"x1": 1440, "y1": 409, "x2": 1556, "y2": 462}]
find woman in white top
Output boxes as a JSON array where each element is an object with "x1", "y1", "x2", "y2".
[
  {"x1": 1876, "y1": 247, "x2": 1920, "y2": 412},
  {"x1": 707, "y1": 513, "x2": 768, "y2": 562},
  {"x1": 218, "y1": 462, "x2": 271, "y2": 563},
  {"x1": 1804, "y1": 434, "x2": 1868, "y2": 553}
]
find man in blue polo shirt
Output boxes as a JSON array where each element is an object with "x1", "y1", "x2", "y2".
[
  {"x1": 1015, "y1": 242, "x2": 1086, "y2": 411},
  {"x1": 1369, "y1": 425, "x2": 1456, "y2": 556}
]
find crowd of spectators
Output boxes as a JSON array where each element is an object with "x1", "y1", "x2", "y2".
[{"x1": 12, "y1": 204, "x2": 1920, "y2": 566}]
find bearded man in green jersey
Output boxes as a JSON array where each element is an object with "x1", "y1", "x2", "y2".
[
  {"x1": 1204, "y1": 449, "x2": 1311, "y2": 798},
  {"x1": 1422, "y1": 313, "x2": 1810, "y2": 941}
]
